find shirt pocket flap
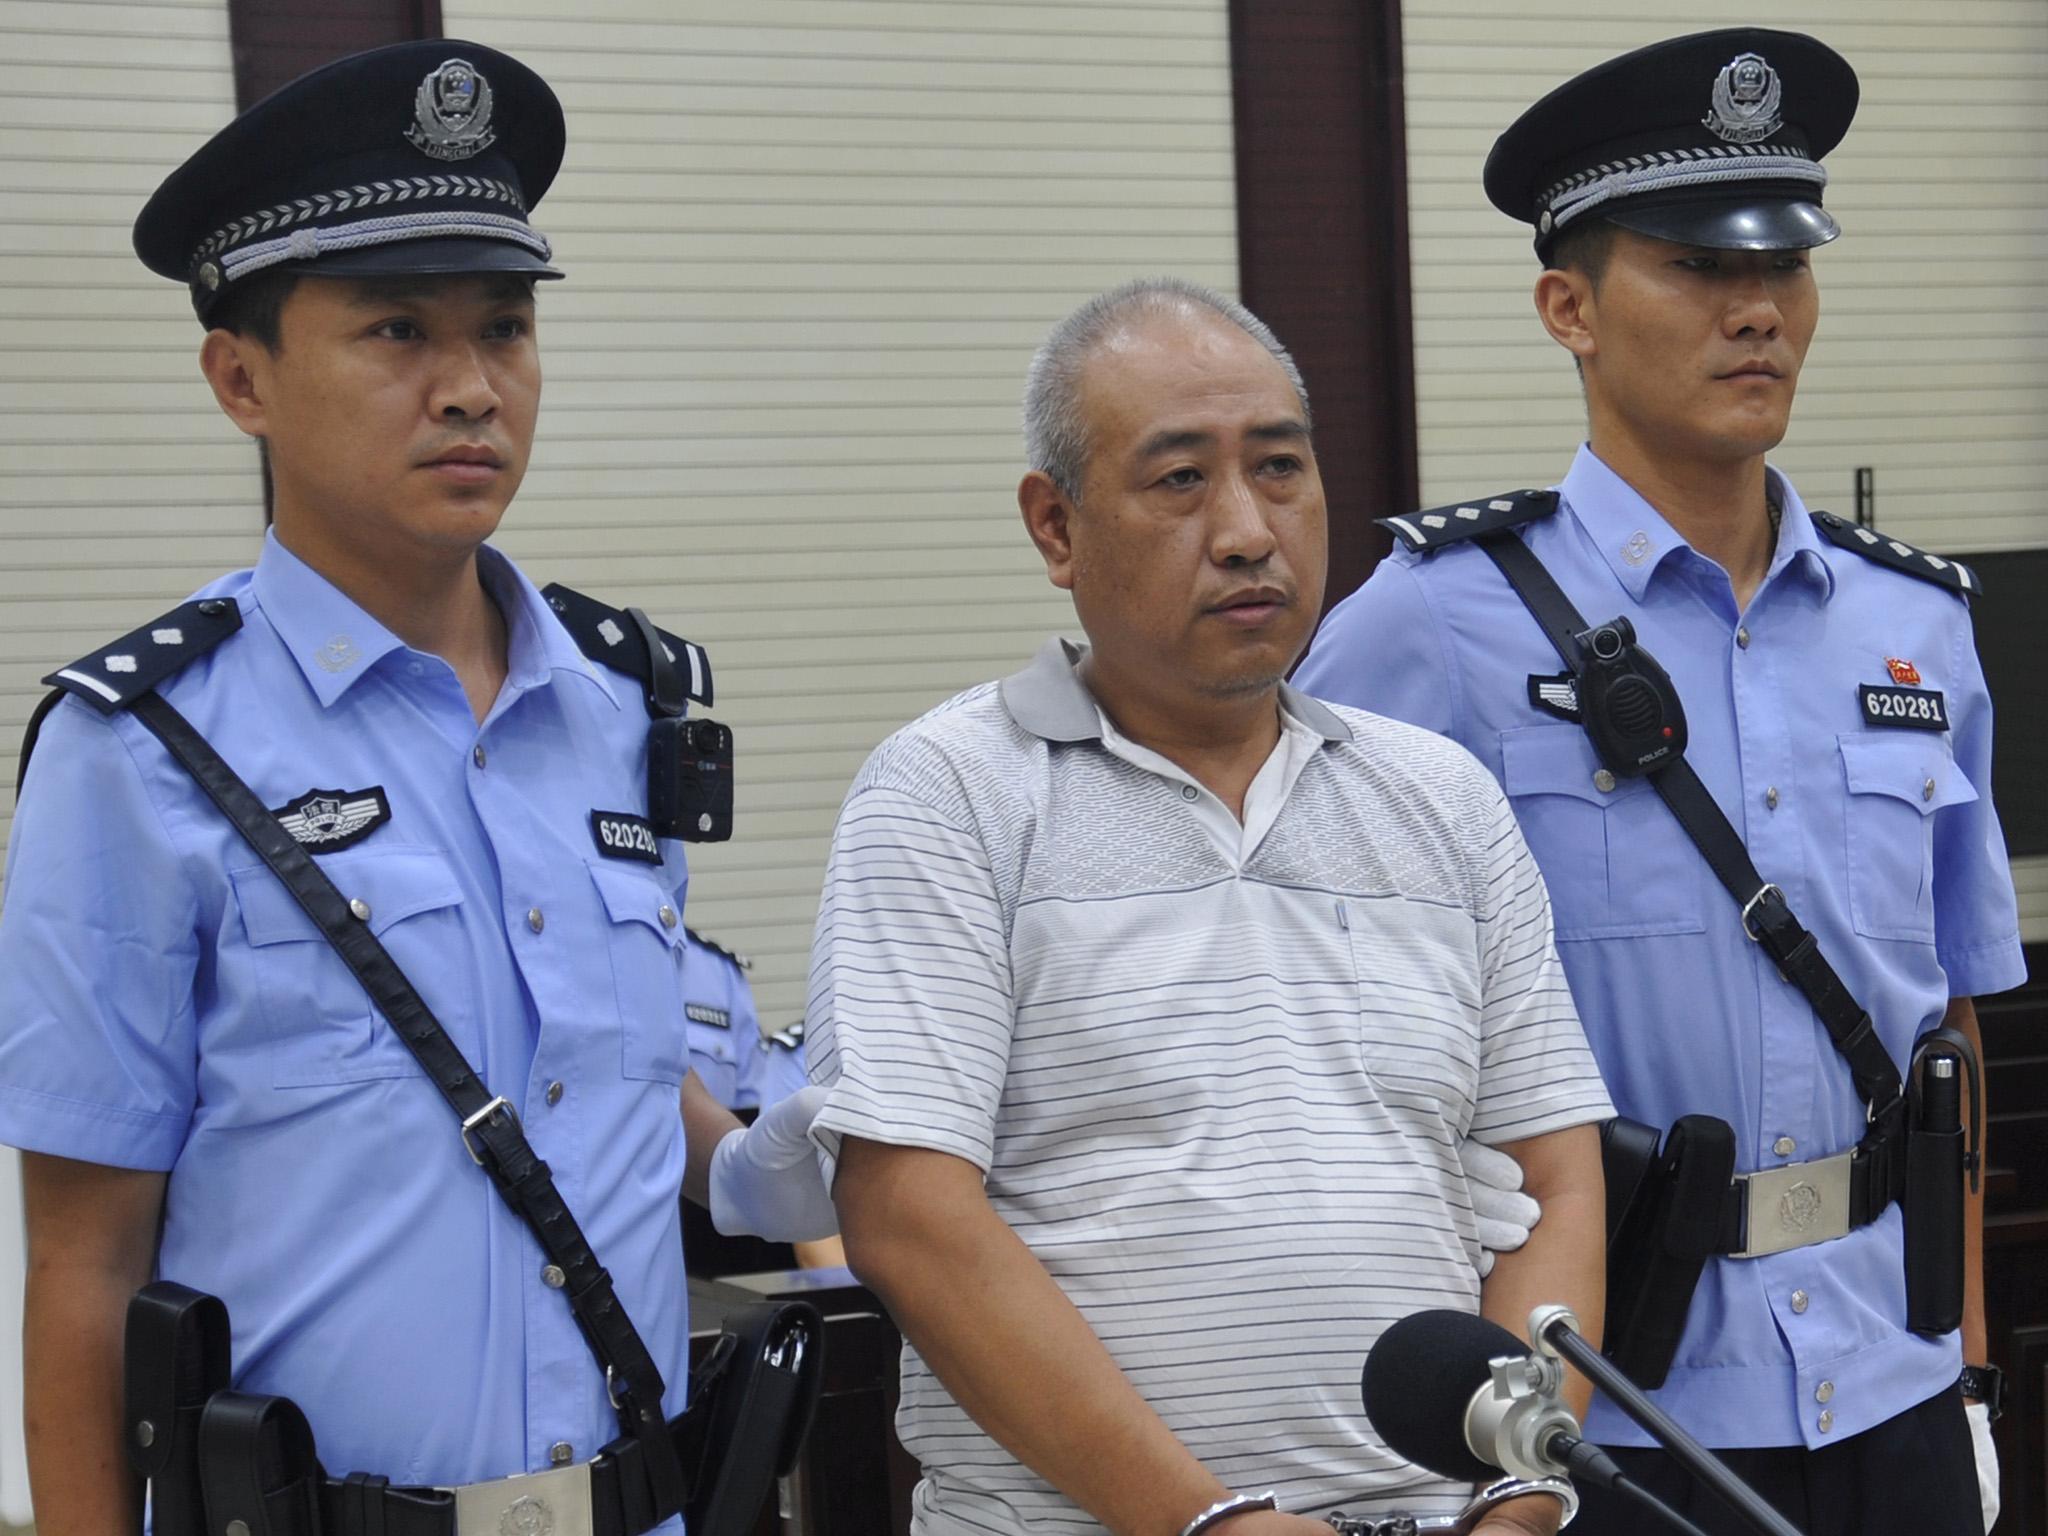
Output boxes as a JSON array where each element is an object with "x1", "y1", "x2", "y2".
[
  {"x1": 230, "y1": 849, "x2": 465, "y2": 947},
  {"x1": 1838, "y1": 735, "x2": 1977, "y2": 817},
  {"x1": 587, "y1": 859, "x2": 683, "y2": 945},
  {"x1": 1500, "y1": 724, "x2": 1649, "y2": 805}
]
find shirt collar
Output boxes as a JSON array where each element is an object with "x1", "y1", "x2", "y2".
[
  {"x1": 1560, "y1": 444, "x2": 1834, "y2": 605},
  {"x1": 998, "y1": 635, "x2": 1351, "y2": 745},
  {"x1": 251, "y1": 531, "x2": 621, "y2": 710}
]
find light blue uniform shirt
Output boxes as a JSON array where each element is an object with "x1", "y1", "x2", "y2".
[
  {"x1": 680, "y1": 931, "x2": 807, "y2": 1113},
  {"x1": 0, "y1": 532, "x2": 695, "y2": 1503},
  {"x1": 1296, "y1": 444, "x2": 2025, "y2": 1450}
]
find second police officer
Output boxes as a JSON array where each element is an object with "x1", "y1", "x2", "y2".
[
  {"x1": 0, "y1": 41, "x2": 834, "y2": 1536},
  {"x1": 1297, "y1": 29, "x2": 2020, "y2": 1536}
]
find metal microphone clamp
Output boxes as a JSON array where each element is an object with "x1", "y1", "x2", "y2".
[{"x1": 1463, "y1": 1307, "x2": 1579, "y2": 1484}]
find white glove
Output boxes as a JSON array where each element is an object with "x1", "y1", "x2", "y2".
[
  {"x1": 708, "y1": 1085, "x2": 839, "y2": 1242},
  {"x1": 1967, "y1": 1400, "x2": 1999, "y2": 1533},
  {"x1": 1460, "y1": 1138, "x2": 1541, "y2": 1279}
]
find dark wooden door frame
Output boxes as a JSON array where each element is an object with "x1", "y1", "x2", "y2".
[{"x1": 1229, "y1": 0, "x2": 1418, "y2": 615}]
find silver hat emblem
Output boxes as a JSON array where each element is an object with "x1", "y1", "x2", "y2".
[
  {"x1": 1703, "y1": 52, "x2": 1784, "y2": 144},
  {"x1": 407, "y1": 58, "x2": 497, "y2": 162}
]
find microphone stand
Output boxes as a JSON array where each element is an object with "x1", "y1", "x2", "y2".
[{"x1": 1528, "y1": 1305, "x2": 1804, "y2": 1536}]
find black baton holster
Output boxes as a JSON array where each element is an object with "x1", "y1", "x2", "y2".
[
  {"x1": 197, "y1": 1392, "x2": 327, "y2": 1536},
  {"x1": 686, "y1": 1300, "x2": 825, "y2": 1536},
  {"x1": 1904, "y1": 1028, "x2": 1981, "y2": 1336},
  {"x1": 1603, "y1": 1114, "x2": 1737, "y2": 1389},
  {"x1": 125, "y1": 1281, "x2": 233, "y2": 1536}
]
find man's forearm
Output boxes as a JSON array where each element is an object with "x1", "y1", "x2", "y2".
[
  {"x1": 1478, "y1": 1126, "x2": 1605, "y2": 1422},
  {"x1": 21, "y1": 1153, "x2": 165, "y2": 1536},
  {"x1": 836, "y1": 1139, "x2": 1235, "y2": 1536}
]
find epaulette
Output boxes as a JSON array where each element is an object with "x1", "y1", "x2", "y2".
[
  {"x1": 684, "y1": 926, "x2": 753, "y2": 972},
  {"x1": 42, "y1": 596, "x2": 244, "y2": 714},
  {"x1": 764, "y1": 1019, "x2": 805, "y2": 1053},
  {"x1": 542, "y1": 583, "x2": 713, "y2": 707},
  {"x1": 1809, "y1": 511, "x2": 1980, "y2": 598},
  {"x1": 1378, "y1": 489, "x2": 1558, "y2": 554}
]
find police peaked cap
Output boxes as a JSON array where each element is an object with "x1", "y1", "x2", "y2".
[
  {"x1": 134, "y1": 39, "x2": 565, "y2": 321},
  {"x1": 1484, "y1": 28, "x2": 1859, "y2": 261}
]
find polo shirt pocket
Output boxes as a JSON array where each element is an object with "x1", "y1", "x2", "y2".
[
  {"x1": 1839, "y1": 735, "x2": 1976, "y2": 943},
  {"x1": 229, "y1": 848, "x2": 465, "y2": 1087},
  {"x1": 587, "y1": 860, "x2": 689, "y2": 1084},
  {"x1": 1498, "y1": 725, "x2": 1705, "y2": 940}
]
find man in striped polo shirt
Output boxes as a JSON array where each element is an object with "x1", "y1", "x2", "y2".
[{"x1": 807, "y1": 280, "x2": 1613, "y2": 1536}]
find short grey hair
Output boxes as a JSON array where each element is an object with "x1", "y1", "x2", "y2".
[{"x1": 1022, "y1": 277, "x2": 1312, "y2": 504}]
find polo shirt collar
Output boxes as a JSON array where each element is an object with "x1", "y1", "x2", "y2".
[
  {"x1": 1561, "y1": 443, "x2": 1833, "y2": 605},
  {"x1": 251, "y1": 531, "x2": 619, "y2": 709},
  {"x1": 999, "y1": 635, "x2": 1351, "y2": 745}
]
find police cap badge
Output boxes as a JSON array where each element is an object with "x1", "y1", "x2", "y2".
[
  {"x1": 1482, "y1": 28, "x2": 1859, "y2": 261},
  {"x1": 133, "y1": 39, "x2": 565, "y2": 320}
]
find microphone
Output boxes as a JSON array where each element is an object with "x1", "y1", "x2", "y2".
[{"x1": 1361, "y1": 1309, "x2": 1602, "y2": 1486}]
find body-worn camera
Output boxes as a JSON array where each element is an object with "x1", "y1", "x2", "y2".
[
  {"x1": 650, "y1": 716, "x2": 733, "y2": 842},
  {"x1": 1571, "y1": 615, "x2": 1687, "y2": 776}
]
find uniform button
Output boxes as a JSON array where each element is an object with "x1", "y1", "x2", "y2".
[
  {"x1": 1816, "y1": 1381, "x2": 1834, "y2": 1404},
  {"x1": 1774, "y1": 1136, "x2": 1796, "y2": 1157},
  {"x1": 1765, "y1": 787, "x2": 1780, "y2": 810},
  {"x1": 541, "y1": 1264, "x2": 566, "y2": 1289},
  {"x1": 549, "y1": 1441, "x2": 574, "y2": 1466},
  {"x1": 1736, "y1": 626, "x2": 1751, "y2": 649},
  {"x1": 658, "y1": 904, "x2": 678, "y2": 930},
  {"x1": 1923, "y1": 777, "x2": 1936, "y2": 802},
  {"x1": 527, "y1": 907, "x2": 545, "y2": 934},
  {"x1": 1592, "y1": 769, "x2": 1617, "y2": 794},
  {"x1": 349, "y1": 897, "x2": 371, "y2": 922},
  {"x1": 1791, "y1": 1289, "x2": 1809, "y2": 1314},
  {"x1": 472, "y1": 744, "x2": 487, "y2": 769},
  {"x1": 1179, "y1": 783, "x2": 1199, "y2": 801},
  {"x1": 546, "y1": 1080, "x2": 564, "y2": 1107},
  {"x1": 1818, "y1": 1409, "x2": 1834, "y2": 1433}
]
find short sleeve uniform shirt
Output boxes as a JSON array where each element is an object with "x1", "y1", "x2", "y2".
[
  {"x1": 1295, "y1": 445, "x2": 2026, "y2": 1449},
  {"x1": 0, "y1": 533, "x2": 696, "y2": 1497}
]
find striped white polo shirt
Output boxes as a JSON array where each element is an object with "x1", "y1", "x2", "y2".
[{"x1": 808, "y1": 638, "x2": 1612, "y2": 1533}]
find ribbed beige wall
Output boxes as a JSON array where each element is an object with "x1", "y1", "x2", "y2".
[
  {"x1": 432, "y1": 0, "x2": 1240, "y2": 1023},
  {"x1": 1401, "y1": 0, "x2": 2048, "y2": 941}
]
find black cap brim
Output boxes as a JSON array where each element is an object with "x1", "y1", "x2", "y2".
[
  {"x1": 272, "y1": 236, "x2": 563, "y2": 282},
  {"x1": 1601, "y1": 194, "x2": 1840, "y2": 252}
]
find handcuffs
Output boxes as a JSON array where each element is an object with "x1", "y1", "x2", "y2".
[{"x1": 1324, "y1": 1475, "x2": 1579, "y2": 1534}]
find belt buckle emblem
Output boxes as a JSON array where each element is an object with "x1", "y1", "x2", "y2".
[
  {"x1": 445, "y1": 1461, "x2": 593, "y2": 1536},
  {"x1": 1735, "y1": 1152, "x2": 1853, "y2": 1259}
]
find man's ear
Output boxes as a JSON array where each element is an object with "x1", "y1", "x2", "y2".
[
  {"x1": 198, "y1": 328, "x2": 273, "y2": 441},
  {"x1": 1534, "y1": 267, "x2": 1598, "y2": 368},
  {"x1": 1018, "y1": 470, "x2": 1078, "y2": 592}
]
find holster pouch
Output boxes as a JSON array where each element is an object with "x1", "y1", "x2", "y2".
[
  {"x1": 125, "y1": 1281, "x2": 233, "y2": 1536},
  {"x1": 1604, "y1": 1114, "x2": 1736, "y2": 1390},
  {"x1": 1600, "y1": 1116, "x2": 1664, "y2": 1245},
  {"x1": 1905, "y1": 1041, "x2": 1968, "y2": 1336},
  {"x1": 198, "y1": 1391, "x2": 326, "y2": 1536},
  {"x1": 684, "y1": 1300, "x2": 824, "y2": 1536}
]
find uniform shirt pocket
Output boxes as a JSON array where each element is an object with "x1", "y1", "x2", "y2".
[
  {"x1": 1838, "y1": 734, "x2": 1977, "y2": 943},
  {"x1": 587, "y1": 860, "x2": 689, "y2": 1084},
  {"x1": 1498, "y1": 725, "x2": 1705, "y2": 940},
  {"x1": 230, "y1": 847, "x2": 465, "y2": 1087}
]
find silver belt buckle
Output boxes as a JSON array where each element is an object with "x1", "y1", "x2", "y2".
[
  {"x1": 443, "y1": 1461, "x2": 595, "y2": 1536},
  {"x1": 1733, "y1": 1149, "x2": 1854, "y2": 1258}
]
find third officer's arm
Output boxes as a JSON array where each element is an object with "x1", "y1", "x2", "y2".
[
  {"x1": 1948, "y1": 995, "x2": 1989, "y2": 1374},
  {"x1": 20, "y1": 1154, "x2": 166, "y2": 1536}
]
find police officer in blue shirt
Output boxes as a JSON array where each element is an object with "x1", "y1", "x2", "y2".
[
  {"x1": 1296, "y1": 29, "x2": 2021, "y2": 1536},
  {"x1": 680, "y1": 929, "x2": 845, "y2": 1273},
  {"x1": 0, "y1": 41, "x2": 833, "y2": 1535}
]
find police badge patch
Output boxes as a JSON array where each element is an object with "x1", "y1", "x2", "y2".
[
  {"x1": 407, "y1": 59, "x2": 497, "y2": 161},
  {"x1": 1703, "y1": 51, "x2": 1784, "y2": 144},
  {"x1": 272, "y1": 786, "x2": 391, "y2": 852}
]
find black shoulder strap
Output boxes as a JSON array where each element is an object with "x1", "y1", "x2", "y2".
[
  {"x1": 125, "y1": 692, "x2": 688, "y2": 1519},
  {"x1": 1809, "y1": 511, "x2": 1980, "y2": 598},
  {"x1": 1476, "y1": 530, "x2": 1907, "y2": 1139},
  {"x1": 1378, "y1": 488, "x2": 1559, "y2": 554},
  {"x1": 543, "y1": 583, "x2": 714, "y2": 708},
  {"x1": 18, "y1": 596, "x2": 245, "y2": 797}
]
